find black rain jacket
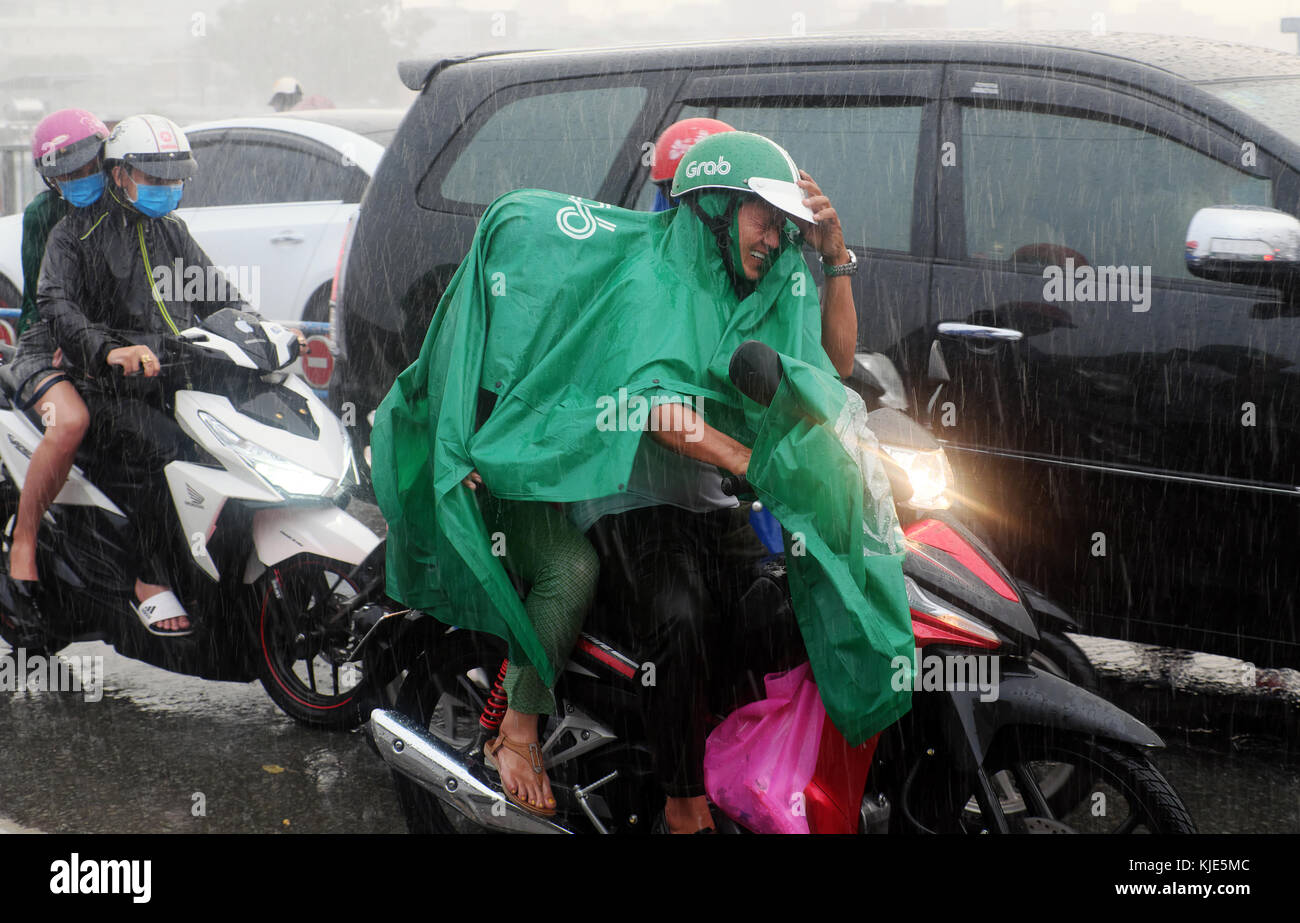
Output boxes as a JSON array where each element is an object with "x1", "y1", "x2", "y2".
[{"x1": 36, "y1": 184, "x2": 252, "y2": 375}]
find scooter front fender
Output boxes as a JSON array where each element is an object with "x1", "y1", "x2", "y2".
[
  {"x1": 244, "y1": 504, "x2": 381, "y2": 582},
  {"x1": 935, "y1": 661, "x2": 1163, "y2": 774}
]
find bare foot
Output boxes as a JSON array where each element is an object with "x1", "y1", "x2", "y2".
[
  {"x1": 135, "y1": 580, "x2": 191, "y2": 633},
  {"x1": 490, "y1": 708, "x2": 555, "y2": 813},
  {"x1": 8, "y1": 539, "x2": 38, "y2": 583}
]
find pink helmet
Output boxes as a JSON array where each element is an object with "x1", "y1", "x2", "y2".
[
  {"x1": 32, "y1": 108, "x2": 109, "y2": 178},
  {"x1": 651, "y1": 117, "x2": 735, "y2": 183}
]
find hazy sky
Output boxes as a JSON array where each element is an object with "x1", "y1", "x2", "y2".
[
  {"x1": 408, "y1": 0, "x2": 1300, "y2": 54},
  {"x1": 3, "y1": 0, "x2": 1299, "y2": 126}
]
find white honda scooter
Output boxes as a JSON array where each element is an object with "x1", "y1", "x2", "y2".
[{"x1": 0, "y1": 308, "x2": 389, "y2": 729}]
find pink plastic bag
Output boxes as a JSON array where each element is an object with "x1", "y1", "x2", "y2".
[{"x1": 703, "y1": 661, "x2": 827, "y2": 834}]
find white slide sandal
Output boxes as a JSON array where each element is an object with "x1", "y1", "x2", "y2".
[{"x1": 132, "y1": 590, "x2": 193, "y2": 637}]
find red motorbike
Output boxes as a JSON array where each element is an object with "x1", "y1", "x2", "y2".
[{"x1": 364, "y1": 341, "x2": 1195, "y2": 834}]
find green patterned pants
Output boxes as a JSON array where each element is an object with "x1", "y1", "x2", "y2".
[{"x1": 480, "y1": 497, "x2": 598, "y2": 715}]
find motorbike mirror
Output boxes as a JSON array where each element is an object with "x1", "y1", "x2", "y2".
[
  {"x1": 852, "y1": 352, "x2": 908, "y2": 411},
  {"x1": 729, "y1": 340, "x2": 783, "y2": 407},
  {"x1": 849, "y1": 358, "x2": 885, "y2": 400},
  {"x1": 260, "y1": 321, "x2": 300, "y2": 370},
  {"x1": 927, "y1": 340, "x2": 951, "y2": 384}
]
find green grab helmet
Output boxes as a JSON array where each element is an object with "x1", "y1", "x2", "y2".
[{"x1": 670, "y1": 130, "x2": 815, "y2": 223}]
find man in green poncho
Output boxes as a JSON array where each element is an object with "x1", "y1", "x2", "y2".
[{"x1": 371, "y1": 131, "x2": 914, "y2": 833}]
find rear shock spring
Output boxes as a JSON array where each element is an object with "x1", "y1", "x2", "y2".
[{"x1": 478, "y1": 658, "x2": 509, "y2": 732}]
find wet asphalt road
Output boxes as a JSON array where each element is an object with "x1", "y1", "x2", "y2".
[
  {"x1": 1, "y1": 631, "x2": 1297, "y2": 834},
  {"x1": 0, "y1": 640, "x2": 404, "y2": 834}
]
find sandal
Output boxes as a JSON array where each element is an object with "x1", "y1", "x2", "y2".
[
  {"x1": 132, "y1": 590, "x2": 193, "y2": 637},
  {"x1": 0, "y1": 576, "x2": 47, "y2": 650},
  {"x1": 484, "y1": 731, "x2": 556, "y2": 818}
]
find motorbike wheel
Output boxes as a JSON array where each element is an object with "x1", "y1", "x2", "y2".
[
  {"x1": 983, "y1": 631, "x2": 1102, "y2": 817},
  {"x1": 255, "y1": 554, "x2": 375, "y2": 730},
  {"x1": 904, "y1": 732, "x2": 1196, "y2": 834},
  {"x1": 387, "y1": 630, "x2": 495, "y2": 834}
]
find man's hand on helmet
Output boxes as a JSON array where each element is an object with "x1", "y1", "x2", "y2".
[{"x1": 795, "y1": 170, "x2": 850, "y2": 267}]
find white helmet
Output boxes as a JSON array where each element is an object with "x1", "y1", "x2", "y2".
[
  {"x1": 104, "y1": 114, "x2": 196, "y2": 181},
  {"x1": 270, "y1": 76, "x2": 302, "y2": 97}
]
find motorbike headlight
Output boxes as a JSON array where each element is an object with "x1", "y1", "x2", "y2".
[
  {"x1": 879, "y1": 444, "x2": 955, "y2": 510},
  {"x1": 199, "y1": 411, "x2": 336, "y2": 498},
  {"x1": 904, "y1": 576, "x2": 1001, "y2": 646}
]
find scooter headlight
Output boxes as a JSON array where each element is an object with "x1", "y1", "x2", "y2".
[
  {"x1": 879, "y1": 445, "x2": 955, "y2": 511},
  {"x1": 904, "y1": 576, "x2": 1001, "y2": 646},
  {"x1": 199, "y1": 411, "x2": 336, "y2": 498}
]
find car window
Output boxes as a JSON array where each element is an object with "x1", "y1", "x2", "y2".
[
  {"x1": 433, "y1": 85, "x2": 649, "y2": 208},
  {"x1": 961, "y1": 106, "x2": 1272, "y2": 280},
  {"x1": 188, "y1": 132, "x2": 357, "y2": 206},
  {"x1": 180, "y1": 131, "x2": 229, "y2": 208},
  {"x1": 1201, "y1": 77, "x2": 1300, "y2": 150},
  {"x1": 640, "y1": 101, "x2": 924, "y2": 254}
]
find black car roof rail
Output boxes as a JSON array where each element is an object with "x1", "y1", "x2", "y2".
[{"x1": 397, "y1": 51, "x2": 544, "y2": 92}]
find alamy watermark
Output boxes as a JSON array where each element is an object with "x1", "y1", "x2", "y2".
[
  {"x1": 595, "y1": 390, "x2": 704, "y2": 442},
  {"x1": 1042, "y1": 258, "x2": 1152, "y2": 312},
  {"x1": 50, "y1": 853, "x2": 150, "y2": 903},
  {"x1": 891, "y1": 647, "x2": 1000, "y2": 702},
  {"x1": 0, "y1": 648, "x2": 103, "y2": 702},
  {"x1": 150, "y1": 258, "x2": 261, "y2": 311}
]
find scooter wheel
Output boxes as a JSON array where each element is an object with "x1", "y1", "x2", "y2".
[
  {"x1": 904, "y1": 731, "x2": 1197, "y2": 834},
  {"x1": 387, "y1": 631, "x2": 498, "y2": 834},
  {"x1": 255, "y1": 554, "x2": 375, "y2": 730}
]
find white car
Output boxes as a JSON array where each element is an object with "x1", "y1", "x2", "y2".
[{"x1": 0, "y1": 109, "x2": 402, "y2": 327}]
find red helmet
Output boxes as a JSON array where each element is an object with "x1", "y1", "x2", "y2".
[
  {"x1": 32, "y1": 108, "x2": 109, "y2": 178},
  {"x1": 651, "y1": 117, "x2": 735, "y2": 183}
]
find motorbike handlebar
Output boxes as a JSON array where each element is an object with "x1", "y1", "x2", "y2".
[
  {"x1": 728, "y1": 340, "x2": 784, "y2": 408},
  {"x1": 720, "y1": 475, "x2": 752, "y2": 497},
  {"x1": 107, "y1": 338, "x2": 194, "y2": 376}
]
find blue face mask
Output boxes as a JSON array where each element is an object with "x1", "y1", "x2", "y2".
[
  {"x1": 57, "y1": 172, "x2": 105, "y2": 208},
  {"x1": 132, "y1": 181, "x2": 183, "y2": 218}
]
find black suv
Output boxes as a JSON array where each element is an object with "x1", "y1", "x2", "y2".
[{"x1": 333, "y1": 32, "x2": 1300, "y2": 667}]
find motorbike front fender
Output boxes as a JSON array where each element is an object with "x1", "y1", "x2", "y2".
[
  {"x1": 244, "y1": 504, "x2": 381, "y2": 582},
  {"x1": 936, "y1": 662, "x2": 1163, "y2": 774}
]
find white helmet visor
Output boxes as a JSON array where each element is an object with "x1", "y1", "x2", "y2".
[
  {"x1": 748, "y1": 176, "x2": 816, "y2": 224},
  {"x1": 123, "y1": 151, "x2": 196, "y2": 181}
]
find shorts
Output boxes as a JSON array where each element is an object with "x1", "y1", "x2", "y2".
[{"x1": 7, "y1": 321, "x2": 66, "y2": 409}]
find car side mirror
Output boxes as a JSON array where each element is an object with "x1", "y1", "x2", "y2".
[{"x1": 1185, "y1": 205, "x2": 1300, "y2": 290}]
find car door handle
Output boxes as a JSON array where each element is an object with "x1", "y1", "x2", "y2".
[
  {"x1": 270, "y1": 231, "x2": 305, "y2": 245},
  {"x1": 937, "y1": 322, "x2": 1024, "y2": 343}
]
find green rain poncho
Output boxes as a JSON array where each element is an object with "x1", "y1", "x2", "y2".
[{"x1": 371, "y1": 188, "x2": 913, "y2": 743}]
